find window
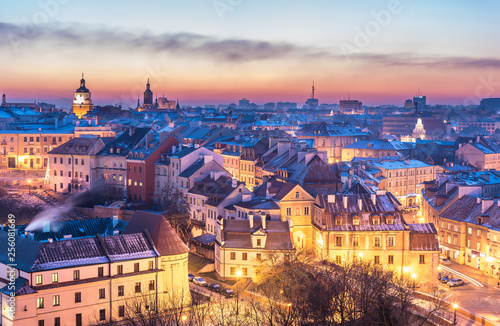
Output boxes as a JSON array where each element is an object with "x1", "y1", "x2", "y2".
[
  {"x1": 39, "y1": 321, "x2": 44, "y2": 326},
  {"x1": 468, "y1": 227, "x2": 472, "y2": 234},
  {"x1": 335, "y1": 236, "x2": 342, "y2": 247},
  {"x1": 230, "y1": 267, "x2": 236, "y2": 275},
  {"x1": 295, "y1": 191, "x2": 300, "y2": 199},
  {"x1": 149, "y1": 280, "x2": 155, "y2": 291},
  {"x1": 388, "y1": 255, "x2": 394, "y2": 264},
  {"x1": 374, "y1": 255, "x2": 380, "y2": 264},
  {"x1": 54, "y1": 317, "x2": 60, "y2": 326},
  {"x1": 135, "y1": 302, "x2": 141, "y2": 313},
  {"x1": 242, "y1": 268, "x2": 248, "y2": 276},
  {"x1": 353, "y1": 218, "x2": 360, "y2": 226},
  {"x1": 477, "y1": 242, "x2": 481, "y2": 251},
  {"x1": 117, "y1": 265, "x2": 123, "y2": 275},
  {"x1": 373, "y1": 218, "x2": 380, "y2": 225},
  {"x1": 36, "y1": 275, "x2": 43, "y2": 285},
  {"x1": 149, "y1": 261, "x2": 154, "y2": 270},
  {"x1": 99, "y1": 309, "x2": 106, "y2": 321},
  {"x1": 54, "y1": 157, "x2": 57, "y2": 164},
  {"x1": 388, "y1": 236, "x2": 395, "y2": 247},
  {"x1": 81, "y1": 159, "x2": 84, "y2": 165},
  {"x1": 53, "y1": 295, "x2": 60, "y2": 306},
  {"x1": 75, "y1": 158, "x2": 78, "y2": 165},
  {"x1": 256, "y1": 253, "x2": 262, "y2": 261},
  {"x1": 230, "y1": 252, "x2": 236, "y2": 260},
  {"x1": 419, "y1": 254, "x2": 425, "y2": 264},
  {"x1": 477, "y1": 229, "x2": 481, "y2": 237},
  {"x1": 135, "y1": 282, "x2": 141, "y2": 293},
  {"x1": 76, "y1": 313, "x2": 82, "y2": 326},
  {"x1": 74, "y1": 270, "x2": 80, "y2": 280},
  {"x1": 99, "y1": 288, "x2": 105, "y2": 299},
  {"x1": 119, "y1": 305, "x2": 125, "y2": 317},
  {"x1": 286, "y1": 207, "x2": 292, "y2": 216},
  {"x1": 335, "y1": 255, "x2": 342, "y2": 264},
  {"x1": 257, "y1": 239, "x2": 261, "y2": 246},
  {"x1": 98, "y1": 267, "x2": 104, "y2": 277},
  {"x1": 118, "y1": 285, "x2": 124, "y2": 296},
  {"x1": 304, "y1": 206, "x2": 310, "y2": 215},
  {"x1": 75, "y1": 292, "x2": 81, "y2": 303},
  {"x1": 352, "y1": 236, "x2": 359, "y2": 247},
  {"x1": 52, "y1": 273, "x2": 58, "y2": 283},
  {"x1": 374, "y1": 236, "x2": 381, "y2": 247},
  {"x1": 37, "y1": 297, "x2": 44, "y2": 309},
  {"x1": 242, "y1": 253, "x2": 248, "y2": 260},
  {"x1": 134, "y1": 263, "x2": 140, "y2": 272}
]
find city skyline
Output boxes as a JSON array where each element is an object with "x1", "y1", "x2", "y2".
[{"x1": 1, "y1": 1, "x2": 500, "y2": 107}]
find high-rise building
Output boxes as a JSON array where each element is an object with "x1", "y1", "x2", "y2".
[
  {"x1": 339, "y1": 96, "x2": 363, "y2": 115},
  {"x1": 413, "y1": 95, "x2": 426, "y2": 111},
  {"x1": 71, "y1": 74, "x2": 93, "y2": 118}
]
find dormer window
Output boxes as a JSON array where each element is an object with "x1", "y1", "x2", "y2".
[
  {"x1": 387, "y1": 218, "x2": 394, "y2": 225},
  {"x1": 117, "y1": 148, "x2": 120, "y2": 154},
  {"x1": 353, "y1": 217, "x2": 360, "y2": 226},
  {"x1": 110, "y1": 148, "x2": 113, "y2": 154},
  {"x1": 335, "y1": 217, "x2": 342, "y2": 226},
  {"x1": 373, "y1": 217, "x2": 380, "y2": 225}
]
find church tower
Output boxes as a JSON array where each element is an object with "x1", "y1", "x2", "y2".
[
  {"x1": 143, "y1": 79, "x2": 153, "y2": 109},
  {"x1": 1, "y1": 94, "x2": 6, "y2": 107},
  {"x1": 72, "y1": 74, "x2": 93, "y2": 118}
]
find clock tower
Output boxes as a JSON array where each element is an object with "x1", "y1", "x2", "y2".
[{"x1": 72, "y1": 73, "x2": 93, "y2": 118}]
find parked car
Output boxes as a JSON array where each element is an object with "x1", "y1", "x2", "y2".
[
  {"x1": 207, "y1": 283, "x2": 221, "y2": 292},
  {"x1": 188, "y1": 273, "x2": 195, "y2": 282},
  {"x1": 438, "y1": 271, "x2": 447, "y2": 280},
  {"x1": 220, "y1": 288, "x2": 236, "y2": 298},
  {"x1": 440, "y1": 257, "x2": 451, "y2": 265},
  {"x1": 440, "y1": 275, "x2": 450, "y2": 283},
  {"x1": 447, "y1": 278, "x2": 464, "y2": 287},
  {"x1": 193, "y1": 277, "x2": 207, "y2": 286}
]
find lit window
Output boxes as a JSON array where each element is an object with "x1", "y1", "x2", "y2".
[
  {"x1": 37, "y1": 297, "x2": 44, "y2": 309},
  {"x1": 52, "y1": 273, "x2": 58, "y2": 283}
]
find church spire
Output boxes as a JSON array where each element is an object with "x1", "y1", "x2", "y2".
[{"x1": 312, "y1": 81, "x2": 315, "y2": 99}]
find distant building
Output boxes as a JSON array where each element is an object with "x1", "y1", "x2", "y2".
[
  {"x1": 238, "y1": 98, "x2": 251, "y2": 110},
  {"x1": 339, "y1": 97, "x2": 363, "y2": 115},
  {"x1": 143, "y1": 79, "x2": 153, "y2": 109},
  {"x1": 72, "y1": 74, "x2": 94, "y2": 119},
  {"x1": 456, "y1": 121, "x2": 500, "y2": 134},
  {"x1": 342, "y1": 140, "x2": 412, "y2": 162},
  {"x1": 305, "y1": 82, "x2": 319, "y2": 110},
  {"x1": 480, "y1": 98, "x2": 500, "y2": 111},
  {"x1": 413, "y1": 95, "x2": 426, "y2": 111}
]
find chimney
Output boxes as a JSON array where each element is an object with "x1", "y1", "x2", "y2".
[
  {"x1": 478, "y1": 215, "x2": 483, "y2": 225},
  {"x1": 113, "y1": 230, "x2": 119, "y2": 235},
  {"x1": 178, "y1": 144, "x2": 182, "y2": 152},
  {"x1": 261, "y1": 212, "x2": 266, "y2": 230},
  {"x1": 63, "y1": 234, "x2": 72, "y2": 240},
  {"x1": 232, "y1": 177, "x2": 237, "y2": 188},
  {"x1": 343, "y1": 195, "x2": 348, "y2": 208},
  {"x1": 266, "y1": 188, "x2": 271, "y2": 199},
  {"x1": 249, "y1": 212, "x2": 254, "y2": 228},
  {"x1": 371, "y1": 193, "x2": 376, "y2": 205},
  {"x1": 48, "y1": 238, "x2": 53, "y2": 243},
  {"x1": 194, "y1": 144, "x2": 200, "y2": 149},
  {"x1": 55, "y1": 119, "x2": 59, "y2": 129},
  {"x1": 358, "y1": 198, "x2": 363, "y2": 211},
  {"x1": 450, "y1": 162, "x2": 454, "y2": 168},
  {"x1": 482, "y1": 199, "x2": 493, "y2": 213},
  {"x1": 477, "y1": 197, "x2": 482, "y2": 204},
  {"x1": 172, "y1": 145, "x2": 177, "y2": 153},
  {"x1": 327, "y1": 195, "x2": 336, "y2": 203},
  {"x1": 129, "y1": 126, "x2": 135, "y2": 136},
  {"x1": 204, "y1": 155, "x2": 213, "y2": 164},
  {"x1": 476, "y1": 135, "x2": 480, "y2": 143},
  {"x1": 210, "y1": 171, "x2": 215, "y2": 180},
  {"x1": 43, "y1": 221, "x2": 50, "y2": 233}
]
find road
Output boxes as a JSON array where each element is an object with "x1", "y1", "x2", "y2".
[{"x1": 437, "y1": 263, "x2": 500, "y2": 325}]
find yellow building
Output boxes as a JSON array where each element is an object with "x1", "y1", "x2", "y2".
[
  {"x1": 0, "y1": 131, "x2": 73, "y2": 170},
  {"x1": 313, "y1": 193, "x2": 440, "y2": 288},
  {"x1": 0, "y1": 212, "x2": 190, "y2": 326},
  {"x1": 72, "y1": 74, "x2": 94, "y2": 119}
]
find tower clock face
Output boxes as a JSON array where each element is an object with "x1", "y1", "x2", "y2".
[{"x1": 76, "y1": 94, "x2": 84, "y2": 104}]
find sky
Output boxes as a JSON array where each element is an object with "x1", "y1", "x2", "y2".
[{"x1": 1, "y1": 0, "x2": 500, "y2": 108}]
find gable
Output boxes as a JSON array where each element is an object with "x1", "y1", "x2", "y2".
[{"x1": 280, "y1": 184, "x2": 315, "y2": 202}]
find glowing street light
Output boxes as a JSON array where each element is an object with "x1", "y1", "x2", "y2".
[
  {"x1": 236, "y1": 270, "x2": 242, "y2": 315},
  {"x1": 452, "y1": 303, "x2": 458, "y2": 326}
]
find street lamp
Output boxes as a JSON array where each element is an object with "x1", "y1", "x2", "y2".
[
  {"x1": 236, "y1": 270, "x2": 242, "y2": 315},
  {"x1": 28, "y1": 180, "x2": 31, "y2": 195},
  {"x1": 452, "y1": 303, "x2": 458, "y2": 326}
]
